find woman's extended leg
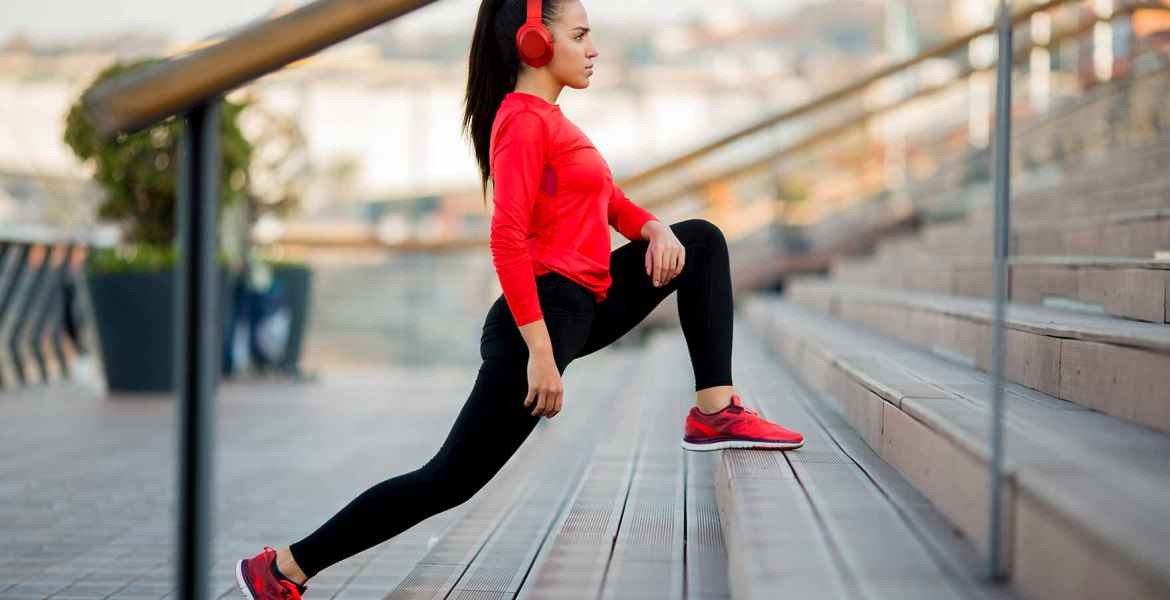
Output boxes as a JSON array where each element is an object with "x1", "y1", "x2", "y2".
[
  {"x1": 283, "y1": 292, "x2": 592, "y2": 581},
  {"x1": 284, "y1": 355, "x2": 539, "y2": 579}
]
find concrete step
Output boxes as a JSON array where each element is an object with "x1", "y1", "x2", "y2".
[
  {"x1": 910, "y1": 208, "x2": 1170, "y2": 258},
  {"x1": 743, "y1": 296, "x2": 1170, "y2": 600},
  {"x1": 519, "y1": 333, "x2": 704, "y2": 600},
  {"x1": 995, "y1": 138, "x2": 1170, "y2": 224},
  {"x1": 981, "y1": 174, "x2": 1170, "y2": 228},
  {"x1": 1012, "y1": 208, "x2": 1170, "y2": 257},
  {"x1": 383, "y1": 345, "x2": 681, "y2": 600},
  {"x1": 832, "y1": 255, "x2": 1170, "y2": 323},
  {"x1": 785, "y1": 280, "x2": 1170, "y2": 434},
  {"x1": 709, "y1": 323, "x2": 1016, "y2": 600},
  {"x1": 980, "y1": 144, "x2": 1170, "y2": 226}
]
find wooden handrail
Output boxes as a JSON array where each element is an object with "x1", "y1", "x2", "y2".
[
  {"x1": 615, "y1": 0, "x2": 1166, "y2": 191},
  {"x1": 635, "y1": 1, "x2": 1168, "y2": 210},
  {"x1": 83, "y1": 0, "x2": 441, "y2": 139}
]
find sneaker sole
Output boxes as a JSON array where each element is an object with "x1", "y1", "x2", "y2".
[
  {"x1": 680, "y1": 438, "x2": 804, "y2": 451},
  {"x1": 235, "y1": 560, "x2": 257, "y2": 600}
]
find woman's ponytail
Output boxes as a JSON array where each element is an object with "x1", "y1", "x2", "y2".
[{"x1": 462, "y1": 0, "x2": 560, "y2": 207}]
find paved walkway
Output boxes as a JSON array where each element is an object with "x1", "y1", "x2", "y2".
[
  {"x1": 0, "y1": 341, "x2": 717, "y2": 600},
  {"x1": 0, "y1": 362, "x2": 488, "y2": 599}
]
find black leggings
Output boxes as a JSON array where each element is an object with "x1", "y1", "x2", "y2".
[{"x1": 288, "y1": 218, "x2": 734, "y2": 577}]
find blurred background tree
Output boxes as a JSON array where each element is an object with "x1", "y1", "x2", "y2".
[
  {"x1": 234, "y1": 92, "x2": 310, "y2": 229},
  {"x1": 63, "y1": 58, "x2": 253, "y2": 259}
]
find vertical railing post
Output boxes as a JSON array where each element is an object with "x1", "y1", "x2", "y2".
[
  {"x1": 987, "y1": 0, "x2": 1013, "y2": 583},
  {"x1": 176, "y1": 100, "x2": 220, "y2": 600}
]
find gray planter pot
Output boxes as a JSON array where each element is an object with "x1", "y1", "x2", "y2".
[{"x1": 86, "y1": 267, "x2": 235, "y2": 392}]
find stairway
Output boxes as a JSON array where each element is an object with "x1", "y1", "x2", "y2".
[{"x1": 739, "y1": 135, "x2": 1170, "y2": 600}]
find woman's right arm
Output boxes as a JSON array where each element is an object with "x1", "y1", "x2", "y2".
[
  {"x1": 518, "y1": 319, "x2": 563, "y2": 418},
  {"x1": 489, "y1": 110, "x2": 564, "y2": 418}
]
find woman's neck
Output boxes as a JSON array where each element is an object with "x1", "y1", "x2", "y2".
[{"x1": 513, "y1": 71, "x2": 563, "y2": 106}]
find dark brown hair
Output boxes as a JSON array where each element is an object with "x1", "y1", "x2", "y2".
[{"x1": 462, "y1": 0, "x2": 563, "y2": 207}]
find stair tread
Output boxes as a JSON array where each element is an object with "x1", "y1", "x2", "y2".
[
  {"x1": 516, "y1": 334, "x2": 718, "y2": 599},
  {"x1": 708, "y1": 323, "x2": 1017, "y2": 599},
  {"x1": 384, "y1": 344, "x2": 710, "y2": 599}
]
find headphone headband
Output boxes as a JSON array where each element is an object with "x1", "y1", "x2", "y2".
[{"x1": 526, "y1": 0, "x2": 541, "y2": 24}]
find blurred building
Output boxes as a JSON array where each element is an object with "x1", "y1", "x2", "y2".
[{"x1": 0, "y1": 0, "x2": 971, "y2": 237}]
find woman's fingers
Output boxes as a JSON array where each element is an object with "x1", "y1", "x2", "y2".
[
  {"x1": 654, "y1": 246, "x2": 667, "y2": 286},
  {"x1": 531, "y1": 386, "x2": 564, "y2": 417},
  {"x1": 548, "y1": 391, "x2": 562, "y2": 418},
  {"x1": 648, "y1": 241, "x2": 685, "y2": 286},
  {"x1": 659, "y1": 248, "x2": 684, "y2": 284}
]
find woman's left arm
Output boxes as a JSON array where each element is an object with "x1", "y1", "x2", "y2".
[
  {"x1": 607, "y1": 180, "x2": 656, "y2": 240},
  {"x1": 608, "y1": 181, "x2": 685, "y2": 286}
]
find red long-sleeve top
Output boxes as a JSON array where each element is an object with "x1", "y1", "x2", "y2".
[{"x1": 489, "y1": 91, "x2": 659, "y2": 327}]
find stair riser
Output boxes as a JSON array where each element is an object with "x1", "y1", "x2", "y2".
[
  {"x1": 1014, "y1": 491, "x2": 1169, "y2": 600},
  {"x1": 1013, "y1": 267, "x2": 1167, "y2": 323},
  {"x1": 1037, "y1": 218, "x2": 1170, "y2": 257},
  {"x1": 787, "y1": 287, "x2": 1170, "y2": 434},
  {"x1": 911, "y1": 217, "x2": 1170, "y2": 258},
  {"x1": 833, "y1": 262, "x2": 1170, "y2": 323},
  {"x1": 969, "y1": 184, "x2": 1170, "y2": 227}
]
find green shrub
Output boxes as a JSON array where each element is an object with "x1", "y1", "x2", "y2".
[{"x1": 64, "y1": 59, "x2": 253, "y2": 250}]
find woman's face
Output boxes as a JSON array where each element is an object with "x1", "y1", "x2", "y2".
[{"x1": 546, "y1": 0, "x2": 599, "y2": 89}]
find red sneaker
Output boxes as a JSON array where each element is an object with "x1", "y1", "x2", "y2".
[
  {"x1": 235, "y1": 546, "x2": 308, "y2": 600},
  {"x1": 681, "y1": 394, "x2": 805, "y2": 451}
]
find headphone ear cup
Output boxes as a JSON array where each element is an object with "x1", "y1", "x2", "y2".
[{"x1": 516, "y1": 25, "x2": 554, "y2": 68}]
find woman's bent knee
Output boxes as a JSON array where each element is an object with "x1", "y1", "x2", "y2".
[{"x1": 676, "y1": 218, "x2": 727, "y2": 248}]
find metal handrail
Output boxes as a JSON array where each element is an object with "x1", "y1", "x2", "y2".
[
  {"x1": 636, "y1": 1, "x2": 1165, "y2": 211},
  {"x1": 83, "y1": 0, "x2": 441, "y2": 139},
  {"x1": 616, "y1": 0, "x2": 1166, "y2": 191}
]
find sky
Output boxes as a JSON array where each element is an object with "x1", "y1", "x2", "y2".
[{"x1": 2, "y1": 0, "x2": 826, "y2": 44}]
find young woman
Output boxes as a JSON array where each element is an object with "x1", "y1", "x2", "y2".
[{"x1": 235, "y1": 1, "x2": 804, "y2": 597}]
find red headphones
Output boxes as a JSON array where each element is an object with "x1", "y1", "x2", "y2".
[{"x1": 515, "y1": 0, "x2": 554, "y2": 68}]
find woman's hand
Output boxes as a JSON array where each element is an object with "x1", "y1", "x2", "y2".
[
  {"x1": 644, "y1": 223, "x2": 685, "y2": 287},
  {"x1": 525, "y1": 350, "x2": 564, "y2": 418}
]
